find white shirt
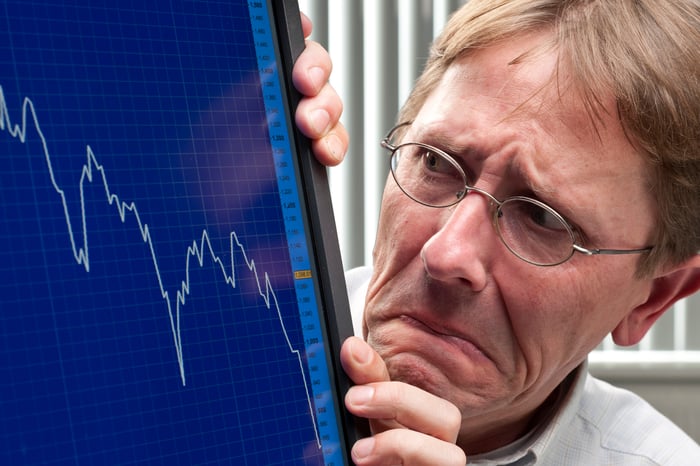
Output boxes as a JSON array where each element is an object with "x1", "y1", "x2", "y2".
[{"x1": 345, "y1": 266, "x2": 700, "y2": 465}]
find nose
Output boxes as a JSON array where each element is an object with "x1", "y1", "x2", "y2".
[{"x1": 420, "y1": 194, "x2": 494, "y2": 292}]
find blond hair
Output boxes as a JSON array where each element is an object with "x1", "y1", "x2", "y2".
[{"x1": 400, "y1": 0, "x2": 700, "y2": 276}]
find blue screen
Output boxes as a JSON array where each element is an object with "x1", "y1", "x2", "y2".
[{"x1": 0, "y1": 1, "x2": 345, "y2": 464}]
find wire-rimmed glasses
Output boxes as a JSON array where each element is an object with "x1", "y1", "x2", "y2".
[{"x1": 381, "y1": 122, "x2": 654, "y2": 266}]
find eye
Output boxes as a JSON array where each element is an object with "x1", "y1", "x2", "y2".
[
  {"x1": 527, "y1": 204, "x2": 566, "y2": 230},
  {"x1": 504, "y1": 198, "x2": 570, "y2": 233},
  {"x1": 421, "y1": 150, "x2": 440, "y2": 170},
  {"x1": 421, "y1": 149, "x2": 460, "y2": 177}
]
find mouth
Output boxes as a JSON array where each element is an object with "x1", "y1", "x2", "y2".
[{"x1": 398, "y1": 314, "x2": 491, "y2": 363}]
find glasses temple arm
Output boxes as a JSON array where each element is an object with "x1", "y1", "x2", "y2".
[{"x1": 573, "y1": 244, "x2": 654, "y2": 256}]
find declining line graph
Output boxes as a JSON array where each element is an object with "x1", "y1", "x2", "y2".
[{"x1": 0, "y1": 84, "x2": 322, "y2": 449}]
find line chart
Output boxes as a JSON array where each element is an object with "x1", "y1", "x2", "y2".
[{"x1": 0, "y1": 84, "x2": 322, "y2": 449}]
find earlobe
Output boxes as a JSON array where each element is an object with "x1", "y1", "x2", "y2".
[{"x1": 612, "y1": 255, "x2": 700, "y2": 347}]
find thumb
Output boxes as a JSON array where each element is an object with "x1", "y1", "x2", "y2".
[{"x1": 340, "y1": 336, "x2": 391, "y2": 385}]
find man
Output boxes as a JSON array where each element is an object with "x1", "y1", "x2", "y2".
[{"x1": 294, "y1": 1, "x2": 700, "y2": 464}]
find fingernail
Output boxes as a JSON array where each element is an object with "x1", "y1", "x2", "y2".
[
  {"x1": 310, "y1": 108, "x2": 330, "y2": 135},
  {"x1": 308, "y1": 66, "x2": 325, "y2": 92},
  {"x1": 352, "y1": 437, "x2": 375, "y2": 461},
  {"x1": 347, "y1": 385, "x2": 374, "y2": 405},
  {"x1": 351, "y1": 337, "x2": 371, "y2": 364},
  {"x1": 325, "y1": 133, "x2": 345, "y2": 164}
]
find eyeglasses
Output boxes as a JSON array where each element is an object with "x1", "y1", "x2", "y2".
[{"x1": 381, "y1": 122, "x2": 654, "y2": 266}]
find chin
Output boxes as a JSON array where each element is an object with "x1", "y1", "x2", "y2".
[
  {"x1": 372, "y1": 331, "x2": 509, "y2": 406},
  {"x1": 380, "y1": 348, "x2": 462, "y2": 398}
]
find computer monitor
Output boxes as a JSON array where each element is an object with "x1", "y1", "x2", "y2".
[{"x1": 0, "y1": 1, "x2": 357, "y2": 464}]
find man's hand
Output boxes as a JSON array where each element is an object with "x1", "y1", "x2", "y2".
[
  {"x1": 341, "y1": 336, "x2": 468, "y2": 465},
  {"x1": 293, "y1": 13, "x2": 348, "y2": 166}
]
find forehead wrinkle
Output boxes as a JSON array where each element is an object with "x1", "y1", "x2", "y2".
[
  {"x1": 517, "y1": 102, "x2": 653, "y2": 245},
  {"x1": 445, "y1": 49, "x2": 580, "y2": 195},
  {"x1": 498, "y1": 70, "x2": 609, "y2": 181},
  {"x1": 486, "y1": 94, "x2": 566, "y2": 200},
  {"x1": 410, "y1": 119, "x2": 491, "y2": 166}
]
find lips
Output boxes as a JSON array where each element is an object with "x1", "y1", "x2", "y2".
[{"x1": 398, "y1": 314, "x2": 491, "y2": 363}]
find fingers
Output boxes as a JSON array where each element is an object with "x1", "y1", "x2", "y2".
[
  {"x1": 342, "y1": 337, "x2": 461, "y2": 441},
  {"x1": 340, "y1": 336, "x2": 391, "y2": 385},
  {"x1": 293, "y1": 40, "x2": 332, "y2": 97},
  {"x1": 341, "y1": 337, "x2": 466, "y2": 465},
  {"x1": 293, "y1": 39, "x2": 347, "y2": 165},
  {"x1": 294, "y1": 81, "x2": 347, "y2": 165},
  {"x1": 346, "y1": 381, "x2": 462, "y2": 444},
  {"x1": 352, "y1": 429, "x2": 467, "y2": 466},
  {"x1": 300, "y1": 12, "x2": 312, "y2": 39},
  {"x1": 306, "y1": 122, "x2": 347, "y2": 166}
]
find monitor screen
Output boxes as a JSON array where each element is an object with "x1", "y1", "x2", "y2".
[{"x1": 0, "y1": 1, "x2": 355, "y2": 464}]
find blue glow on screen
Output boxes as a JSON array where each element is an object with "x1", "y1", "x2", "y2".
[{"x1": 0, "y1": 1, "x2": 343, "y2": 464}]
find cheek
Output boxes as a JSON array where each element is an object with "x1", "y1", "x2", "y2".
[
  {"x1": 502, "y1": 263, "x2": 640, "y2": 370},
  {"x1": 372, "y1": 185, "x2": 436, "y2": 268}
]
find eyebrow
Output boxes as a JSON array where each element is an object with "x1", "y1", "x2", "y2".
[
  {"x1": 426, "y1": 128, "x2": 570, "y2": 214},
  {"x1": 412, "y1": 126, "x2": 489, "y2": 165},
  {"x1": 410, "y1": 122, "x2": 564, "y2": 201}
]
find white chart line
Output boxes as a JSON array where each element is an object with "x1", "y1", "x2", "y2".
[{"x1": 0, "y1": 85, "x2": 321, "y2": 449}]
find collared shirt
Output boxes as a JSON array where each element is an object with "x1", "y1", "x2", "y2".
[{"x1": 346, "y1": 266, "x2": 700, "y2": 465}]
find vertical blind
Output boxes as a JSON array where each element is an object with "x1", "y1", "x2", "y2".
[{"x1": 297, "y1": 0, "x2": 700, "y2": 356}]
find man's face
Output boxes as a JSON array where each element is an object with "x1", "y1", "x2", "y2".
[{"x1": 363, "y1": 32, "x2": 657, "y2": 449}]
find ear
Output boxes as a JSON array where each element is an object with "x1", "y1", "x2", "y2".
[{"x1": 612, "y1": 255, "x2": 700, "y2": 347}]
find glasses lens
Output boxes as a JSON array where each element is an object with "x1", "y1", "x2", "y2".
[
  {"x1": 495, "y1": 198, "x2": 575, "y2": 266},
  {"x1": 391, "y1": 143, "x2": 466, "y2": 207}
]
